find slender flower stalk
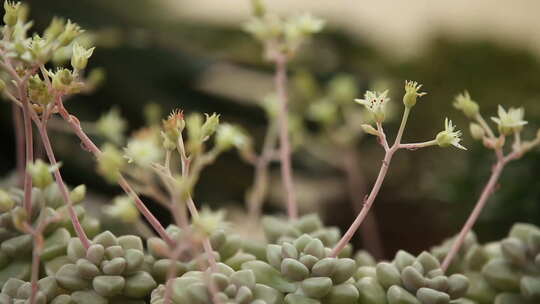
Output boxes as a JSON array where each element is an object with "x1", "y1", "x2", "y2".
[
  {"x1": 31, "y1": 110, "x2": 91, "y2": 249},
  {"x1": 54, "y1": 96, "x2": 175, "y2": 247},
  {"x1": 274, "y1": 53, "x2": 298, "y2": 220},
  {"x1": 12, "y1": 104, "x2": 25, "y2": 186},
  {"x1": 331, "y1": 82, "x2": 457, "y2": 257},
  {"x1": 17, "y1": 76, "x2": 34, "y2": 217},
  {"x1": 442, "y1": 95, "x2": 540, "y2": 272},
  {"x1": 440, "y1": 136, "x2": 536, "y2": 272},
  {"x1": 246, "y1": 121, "x2": 278, "y2": 219},
  {"x1": 342, "y1": 148, "x2": 384, "y2": 259},
  {"x1": 330, "y1": 111, "x2": 408, "y2": 257}
]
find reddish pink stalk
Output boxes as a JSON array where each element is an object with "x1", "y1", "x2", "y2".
[
  {"x1": 20, "y1": 88, "x2": 34, "y2": 216},
  {"x1": 34, "y1": 117, "x2": 91, "y2": 249},
  {"x1": 28, "y1": 233, "x2": 43, "y2": 304},
  {"x1": 331, "y1": 146, "x2": 394, "y2": 257},
  {"x1": 343, "y1": 148, "x2": 384, "y2": 259},
  {"x1": 441, "y1": 148, "x2": 521, "y2": 272},
  {"x1": 12, "y1": 104, "x2": 25, "y2": 187},
  {"x1": 331, "y1": 110, "x2": 411, "y2": 257},
  {"x1": 274, "y1": 54, "x2": 297, "y2": 220},
  {"x1": 54, "y1": 98, "x2": 174, "y2": 247}
]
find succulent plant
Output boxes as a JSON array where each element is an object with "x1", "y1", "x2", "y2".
[
  {"x1": 0, "y1": 277, "x2": 78, "y2": 304},
  {"x1": 51, "y1": 231, "x2": 156, "y2": 302},
  {"x1": 355, "y1": 250, "x2": 470, "y2": 304},
  {"x1": 150, "y1": 262, "x2": 282, "y2": 304},
  {"x1": 0, "y1": 185, "x2": 100, "y2": 286},
  {"x1": 478, "y1": 223, "x2": 540, "y2": 303},
  {"x1": 240, "y1": 234, "x2": 359, "y2": 304},
  {"x1": 146, "y1": 225, "x2": 256, "y2": 283},
  {"x1": 261, "y1": 214, "x2": 352, "y2": 258}
]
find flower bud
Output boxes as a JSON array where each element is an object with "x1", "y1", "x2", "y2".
[
  {"x1": 403, "y1": 80, "x2": 426, "y2": 108},
  {"x1": 27, "y1": 159, "x2": 54, "y2": 189},
  {"x1": 360, "y1": 124, "x2": 380, "y2": 136},
  {"x1": 161, "y1": 109, "x2": 184, "y2": 149},
  {"x1": 469, "y1": 123, "x2": 485, "y2": 140},
  {"x1": 453, "y1": 91, "x2": 479, "y2": 118},
  {"x1": 28, "y1": 75, "x2": 52, "y2": 105},
  {"x1": 71, "y1": 42, "x2": 95, "y2": 70},
  {"x1": 3, "y1": 1, "x2": 21, "y2": 26},
  {"x1": 51, "y1": 68, "x2": 74, "y2": 91}
]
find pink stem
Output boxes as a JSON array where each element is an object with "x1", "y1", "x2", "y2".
[
  {"x1": 343, "y1": 148, "x2": 385, "y2": 259},
  {"x1": 20, "y1": 87, "x2": 34, "y2": 216},
  {"x1": 441, "y1": 159, "x2": 505, "y2": 272},
  {"x1": 247, "y1": 122, "x2": 278, "y2": 219},
  {"x1": 330, "y1": 110, "x2": 411, "y2": 258},
  {"x1": 274, "y1": 54, "x2": 297, "y2": 220},
  {"x1": 330, "y1": 147, "x2": 395, "y2": 257},
  {"x1": 55, "y1": 99, "x2": 175, "y2": 247},
  {"x1": 12, "y1": 103, "x2": 25, "y2": 187},
  {"x1": 34, "y1": 117, "x2": 91, "y2": 249},
  {"x1": 28, "y1": 232, "x2": 43, "y2": 304}
]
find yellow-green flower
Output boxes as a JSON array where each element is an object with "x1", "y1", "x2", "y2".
[{"x1": 436, "y1": 118, "x2": 466, "y2": 150}]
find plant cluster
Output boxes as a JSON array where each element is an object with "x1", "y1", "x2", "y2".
[{"x1": 1, "y1": 1, "x2": 540, "y2": 304}]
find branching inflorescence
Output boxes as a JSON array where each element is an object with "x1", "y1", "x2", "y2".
[{"x1": 1, "y1": 0, "x2": 540, "y2": 304}]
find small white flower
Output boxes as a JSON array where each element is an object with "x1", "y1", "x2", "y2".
[
  {"x1": 124, "y1": 137, "x2": 163, "y2": 167},
  {"x1": 491, "y1": 105, "x2": 527, "y2": 135},
  {"x1": 436, "y1": 118, "x2": 466, "y2": 150},
  {"x1": 354, "y1": 90, "x2": 390, "y2": 122}
]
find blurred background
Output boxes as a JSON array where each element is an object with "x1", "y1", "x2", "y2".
[{"x1": 2, "y1": 0, "x2": 540, "y2": 259}]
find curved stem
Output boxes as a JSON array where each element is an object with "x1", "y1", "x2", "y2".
[
  {"x1": 330, "y1": 148, "x2": 394, "y2": 257},
  {"x1": 441, "y1": 160, "x2": 505, "y2": 272},
  {"x1": 343, "y1": 147, "x2": 384, "y2": 259},
  {"x1": 20, "y1": 87, "x2": 34, "y2": 216},
  {"x1": 274, "y1": 54, "x2": 297, "y2": 220},
  {"x1": 399, "y1": 140, "x2": 438, "y2": 150},
  {"x1": 475, "y1": 113, "x2": 495, "y2": 139},
  {"x1": 34, "y1": 116, "x2": 91, "y2": 249},
  {"x1": 247, "y1": 122, "x2": 278, "y2": 219},
  {"x1": 54, "y1": 97, "x2": 174, "y2": 247},
  {"x1": 392, "y1": 107, "x2": 410, "y2": 149},
  {"x1": 12, "y1": 103, "x2": 25, "y2": 187},
  {"x1": 331, "y1": 108, "x2": 411, "y2": 257}
]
